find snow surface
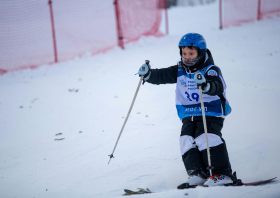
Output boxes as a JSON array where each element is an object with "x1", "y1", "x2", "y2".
[{"x1": 1, "y1": 1, "x2": 280, "y2": 198}]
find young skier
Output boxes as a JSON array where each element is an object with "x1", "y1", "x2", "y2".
[{"x1": 137, "y1": 33, "x2": 234, "y2": 187}]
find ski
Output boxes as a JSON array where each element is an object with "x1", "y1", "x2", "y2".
[
  {"x1": 123, "y1": 177, "x2": 277, "y2": 195},
  {"x1": 177, "y1": 177, "x2": 277, "y2": 189}
]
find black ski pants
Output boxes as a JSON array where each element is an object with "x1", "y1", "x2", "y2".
[{"x1": 180, "y1": 117, "x2": 232, "y2": 177}]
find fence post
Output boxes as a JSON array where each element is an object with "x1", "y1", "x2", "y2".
[
  {"x1": 164, "y1": 0, "x2": 169, "y2": 35},
  {"x1": 0, "y1": 69, "x2": 7, "y2": 74},
  {"x1": 48, "y1": 0, "x2": 58, "y2": 63},
  {"x1": 257, "y1": 0, "x2": 261, "y2": 20},
  {"x1": 114, "y1": 0, "x2": 124, "y2": 49},
  {"x1": 219, "y1": 0, "x2": 223, "y2": 29}
]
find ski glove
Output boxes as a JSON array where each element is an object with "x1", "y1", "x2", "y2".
[
  {"x1": 194, "y1": 72, "x2": 210, "y2": 93},
  {"x1": 138, "y1": 63, "x2": 151, "y2": 81}
]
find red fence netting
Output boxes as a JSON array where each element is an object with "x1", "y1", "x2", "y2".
[
  {"x1": 220, "y1": 0, "x2": 280, "y2": 29},
  {"x1": 118, "y1": 0, "x2": 163, "y2": 44},
  {"x1": 0, "y1": 0, "x2": 165, "y2": 74}
]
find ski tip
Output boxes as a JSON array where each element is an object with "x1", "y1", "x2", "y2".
[
  {"x1": 124, "y1": 189, "x2": 134, "y2": 193},
  {"x1": 123, "y1": 188, "x2": 152, "y2": 195},
  {"x1": 268, "y1": 177, "x2": 277, "y2": 181},
  {"x1": 244, "y1": 177, "x2": 277, "y2": 186}
]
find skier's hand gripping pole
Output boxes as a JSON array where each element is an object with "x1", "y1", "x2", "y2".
[
  {"x1": 137, "y1": 60, "x2": 151, "y2": 84},
  {"x1": 196, "y1": 72, "x2": 214, "y2": 176},
  {"x1": 108, "y1": 60, "x2": 149, "y2": 164}
]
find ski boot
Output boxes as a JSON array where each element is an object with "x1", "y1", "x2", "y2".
[
  {"x1": 178, "y1": 171, "x2": 208, "y2": 189},
  {"x1": 203, "y1": 175, "x2": 233, "y2": 187}
]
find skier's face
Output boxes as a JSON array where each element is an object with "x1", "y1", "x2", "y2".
[
  {"x1": 181, "y1": 47, "x2": 198, "y2": 67},
  {"x1": 181, "y1": 47, "x2": 198, "y2": 60}
]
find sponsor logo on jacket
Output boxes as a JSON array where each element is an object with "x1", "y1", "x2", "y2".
[{"x1": 207, "y1": 70, "x2": 217, "y2": 76}]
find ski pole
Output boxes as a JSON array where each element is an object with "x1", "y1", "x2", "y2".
[
  {"x1": 108, "y1": 60, "x2": 149, "y2": 164},
  {"x1": 197, "y1": 73, "x2": 213, "y2": 176}
]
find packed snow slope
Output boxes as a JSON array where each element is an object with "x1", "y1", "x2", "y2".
[{"x1": 1, "y1": 2, "x2": 280, "y2": 198}]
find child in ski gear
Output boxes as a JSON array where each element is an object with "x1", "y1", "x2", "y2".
[{"x1": 138, "y1": 33, "x2": 234, "y2": 187}]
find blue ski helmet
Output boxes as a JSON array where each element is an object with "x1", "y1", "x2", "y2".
[{"x1": 178, "y1": 33, "x2": 207, "y2": 50}]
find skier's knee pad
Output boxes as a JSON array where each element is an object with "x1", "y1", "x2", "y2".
[
  {"x1": 194, "y1": 133, "x2": 223, "y2": 151},
  {"x1": 179, "y1": 135, "x2": 196, "y2": 155}
]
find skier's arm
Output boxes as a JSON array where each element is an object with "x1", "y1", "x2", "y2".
[
  {"x1": 204, "y1": 66, "x2": 224, "y2": 96},
  {"x1": 146, "y1": 65, "x2": 178, "y2": 85}
]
